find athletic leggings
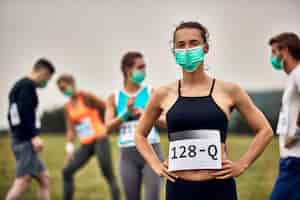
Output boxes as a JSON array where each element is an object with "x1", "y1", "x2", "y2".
[
  {"x1": 63, "y1": 137, "x2": 120, "y2": 200},
  {"x1": 119, "y1": 143, "x2": 164, "y2": 200}
]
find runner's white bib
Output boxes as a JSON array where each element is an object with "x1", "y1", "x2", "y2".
[
  {"x1": 277, "y1": 106, "x2": 289, "y2": 135},
  {"x1": 35, "y1": 117, "x2": 41, "y2": 129},
  {"x1": 75, "y1": 117, "x2": 94, "y2": 138},
  {"x1": 119, "y1": 120, "x2": 157, "y2": 143},
  {"x1": 168, "y1": 130, "x2": 222, "y2": 172},
  {"x1": 10, "y1": 103, "x2": 21, "y2": 126}
]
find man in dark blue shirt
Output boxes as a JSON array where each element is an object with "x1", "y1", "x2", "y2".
[{"x1": 6, "y1": 58, "x2": 55, "y2": 200}]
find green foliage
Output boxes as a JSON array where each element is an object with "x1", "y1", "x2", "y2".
[
  {"x1": 40, "y1": 90, "x2": 283, "y2": 135},
  {"x1": 40, "y1": 107, "x2": 66, "y2": 133},
  {"x1": 229, "y1": 90, "x2": 282, "y2": 133}
]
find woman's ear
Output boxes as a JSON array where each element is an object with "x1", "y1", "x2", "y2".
[
  {"x1": 126, "y1": 66, "x2": 133, "y2": 79},
  {"x1": 203, "y1": 43, "x2": 209, "y2": 54},
  {"x1": 282, "y1": 47, "x2": 290, "y2": 60}
]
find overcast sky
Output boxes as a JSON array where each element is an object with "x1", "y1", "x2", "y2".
[{"x1": 1, "y1": 0, "x2": 299, "y2": 128}]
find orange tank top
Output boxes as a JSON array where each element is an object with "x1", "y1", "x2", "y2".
[{"x1": 66, "y1": 92, "x2": 106, "y2": 144}]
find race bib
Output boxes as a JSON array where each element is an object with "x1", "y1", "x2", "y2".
[
  {"x1": 10, "y1": 103, "x2": 21, "y2": 126},
  {"x1": 277, "y1": 106, "x2": 289, "y2": 135},
  {"x1": 119, "y1": 120, "x2": 157, "y2": 143},
  {"x1": 35, "y1": 117, "x2": 41, "y2": 129},
  {"x1": 168, "y1": 130, "x2": 222, "y2": 172},
  {"x1": 75, "y1": 118, "x2": 94, "y2": 138}
]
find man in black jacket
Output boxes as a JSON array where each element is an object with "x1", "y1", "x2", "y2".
[{"x1": 6, "y1": 58, "x2": 55, "y2": 200}]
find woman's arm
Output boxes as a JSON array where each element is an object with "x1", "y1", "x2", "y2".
[
  {"x1": 64, "y1": 108, "x2": 76, "y2": 160},
  {"x1": 83, "y1": 91, "x2": 106, "y2": 110},
  {"x1": 284, "y1": 112, "x2": 300, "y2": 148},
  {"x1": 65, "y1": 109, "x2": 76, "y2": 143},
  {"x1": 213, "y1": 84, "x2": 273, "y2": 179},
  {"x1": 135, "y1": 88, "x2": 176, "y2": 182},
  {"x1": 105, "y1": 94, "x2": 126, "y2": 133},
  {"x1": 150, "y1": 88, "x2": 167, "y2": 129}
]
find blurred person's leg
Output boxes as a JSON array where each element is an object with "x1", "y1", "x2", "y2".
[
  {"x1": 36, "y1": 170, "x2": 50, "y2": 200},
  {"x1": 143, "y1": 144, "x2": 163, "y2": 200},
  {"x1": 119, "y1": 147, "x2": 142, "y2": 200},
  {"x1": 143, "y1": 165, "x2": 161, "y2": 200},
  {"x1": 27, "y1": 146, "x2": 49, "y2": 200},
  {"x1": 6, "y1": 140, "x2": 47, "y2": 200},
  {"x1": 270, "y1": 157, "x2": 300, "y2": 200},
  {"x1": 62, "y1": 144, "x2": 93, "y2": 200},
  {"x1": 6, "y1": 175, "x2": 32, "y2": 200},
  {"x1": 95, "y1": 137, "x2": 120, "y2": 200}
]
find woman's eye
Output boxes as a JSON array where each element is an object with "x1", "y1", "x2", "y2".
[
  {"x1": 176, "y1": 44, "x2": 185, "y2": 49},
  {"x1": 191, "y1": 41, "x2": 201, "y2": 46}
]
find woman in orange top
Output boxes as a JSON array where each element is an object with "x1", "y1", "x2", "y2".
[{"x1": 57, "y1": 74, "x2": 120, "y2": 200}]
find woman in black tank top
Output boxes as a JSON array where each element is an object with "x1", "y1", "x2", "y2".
[
  {"x1": 135, "y1": 21, "x2": 273, "y2": 200},
  {"x1": 167, "y1": 79, "x2": 229, "y2": 143}
]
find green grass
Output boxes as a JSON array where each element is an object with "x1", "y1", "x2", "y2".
[{"x1": 0, "y1": 134, "x2": 279, "y2": 200}]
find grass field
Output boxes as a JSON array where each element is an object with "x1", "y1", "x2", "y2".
[{"x1": 0, "y1": 134, "x2": 279, "y2": 200}]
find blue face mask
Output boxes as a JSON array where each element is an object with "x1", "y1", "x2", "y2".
[
  {"x1": 175, "y1": 46, "x2": 205, "y2": 72},
  {"x1": 131, "y1": 69, "x2": 146, "y2": 84},
  {"x1": 271, "y1": 55, "x2": 284, "y2": 70},
  {"x1": 63, "y1": 88, "x2": 74, "y2": 97}
]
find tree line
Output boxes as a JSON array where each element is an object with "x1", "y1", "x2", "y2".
[{"x1": 38, "y1": 90, "x2": 283, "y2": 135}]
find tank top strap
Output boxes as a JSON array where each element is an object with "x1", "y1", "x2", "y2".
[
  {"x1": 209, "y1": 78, "x2": 216, "y2": 96},
  {"x1": 178, "y1": 80, "x2": 182, "y2": 97}
]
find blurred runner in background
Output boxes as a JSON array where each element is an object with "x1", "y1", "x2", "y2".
[{"x1": 57, "y1": 74, "x2": 120, "y2": 200}]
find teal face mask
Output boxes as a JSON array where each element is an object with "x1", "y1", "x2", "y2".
[
  {"x1": 175, "y1": 46, "x2": 205, "y2": 72},
  {"x1": 131, "y1": 69, "x2": 146, "y2": 84},
  {"x1": 37, "y1": 80, "x2": 48, "y2": 88},
  {"x1": 63, "y1": 88, "x2": 74, "y2": 97},
  {"x1": 271, "y1": 55, "x2": 284, "y2": 70}
]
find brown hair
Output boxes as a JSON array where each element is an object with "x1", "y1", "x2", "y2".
[
  {"x1": 121, "y1": 51, "x2": 143, "y2": 79},
  {"x1": 57, "y1": 73, "x2": 75, "y2": 85},
  {"x1": 173, "y1": 21, "x2": 210, "y2": 44},
  {"x1": 34, "y1": 58, "x2": 56, "y2": 74},
  {"x1": 269, "y1": 32, "x2": 300, "y2": 61}
]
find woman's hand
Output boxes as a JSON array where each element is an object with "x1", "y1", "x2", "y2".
[
  {"x1": 284, "y1": 136, "x2": 299, "y2": 148},
  {"x1": 127, "y1": 97, "x2": 135, "y2": 112},
  {"x1": 64, "y1": 142, "x2": 75, "y2": 164},
  {"x1": 132, "y1": 108, "x2": 143, "y2": 118},
  {"x1": 152, "y1": 161, "x2": 178, "y2": 182},
  {"x1": 211, "y1": 160, "x2": 248, "y2": 179}
]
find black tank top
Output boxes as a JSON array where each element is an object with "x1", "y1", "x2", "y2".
[{"x1": 166, "y1": 79, "x2": 229, "y2": 143}]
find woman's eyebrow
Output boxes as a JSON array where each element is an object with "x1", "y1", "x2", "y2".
[
  {"x1": 189, "y1": 39, "x2": 201, "y2": 43},
  {"x1": 176, "y1": 41, "x2": 185, "y2": 44}
]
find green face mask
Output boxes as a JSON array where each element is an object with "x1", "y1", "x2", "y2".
[
  {"x1": 63, "y1": 88, "x2": 74, "y2": 97},
  {"x1": 37, "y1": 80, "x2": 48, "y2": 88},
  {"x1": 271, "y1": 55, "x2": 284, "y2": 70},
  {"x1": 131, "y1": 69, "x2": 146, "y2": 84},
  {"x1": 175, "y1": 46, "x2": 205, "y2": 72}
]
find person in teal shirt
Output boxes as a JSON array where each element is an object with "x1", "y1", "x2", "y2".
[{"x1": 105, "y1": 51, "x2": 165, "y2": 200}]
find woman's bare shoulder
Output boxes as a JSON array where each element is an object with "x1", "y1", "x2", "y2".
[
  {"x1": 153, "y1": 81, "x2": 178, "y2": 99},
  {"x1": 216, "y1": 79, "x2": 244, "y2": 95}
]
